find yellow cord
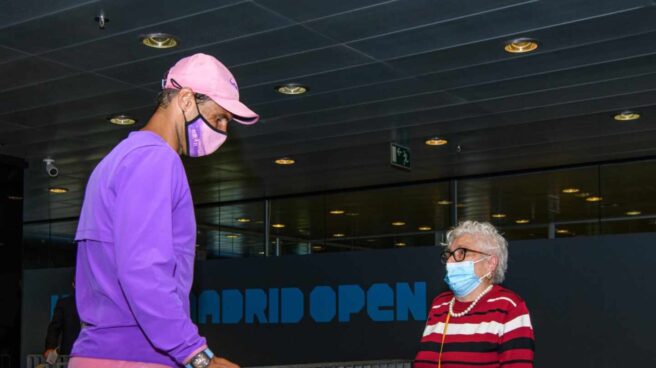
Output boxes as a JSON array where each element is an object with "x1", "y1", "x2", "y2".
[{"x1": 438, "y1": 313, "x2": 451, "y2": 368}]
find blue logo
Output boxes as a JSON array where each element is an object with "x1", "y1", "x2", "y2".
[{"x1": 191, "y1": 282, "x2": 427, "y2": 325}]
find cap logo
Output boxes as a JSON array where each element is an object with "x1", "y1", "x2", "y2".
[{"x1": 229, "y1": 78, "x2": 238, "y2": 91}]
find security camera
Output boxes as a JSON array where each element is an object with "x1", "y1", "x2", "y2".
[{"x1": 43, "y1": 158, "x2": 59, "y2": 177}]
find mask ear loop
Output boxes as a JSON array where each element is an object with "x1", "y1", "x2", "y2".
[
  {"x1": 170, "y1": 78, "x2": 203, "y2": 119},
  {"x1": 170, "y1": 79, "x2": 195, "y2": 156},
  {"x1": 474, "y1": 255, "x2": 494, "y2": 282}
]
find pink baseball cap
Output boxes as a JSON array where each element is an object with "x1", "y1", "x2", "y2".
[{"x1": 162, "y1": 53, "x2": 259, "y2": 125}]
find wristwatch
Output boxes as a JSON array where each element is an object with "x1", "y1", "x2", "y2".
[{"x1": 185, "y1": 348, "x2": 214, "y2": 368}]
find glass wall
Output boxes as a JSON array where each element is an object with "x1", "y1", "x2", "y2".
[
  {"x1": 195, "y1": 201, "x2": 265, "y2": 259},
  {"x1": 23, "y1": 159, "x2": 656, "y2": 267},
  {"x1": 458, "y1": 166, "x2": 602, "y2": 240}
]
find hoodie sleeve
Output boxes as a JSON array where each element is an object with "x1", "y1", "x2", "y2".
[{"x1": 112, "y1": 146, "x2": 206, "y2": 364}]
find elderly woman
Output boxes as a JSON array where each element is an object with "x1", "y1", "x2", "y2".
[{"x1": 414, "y1": 221, "x2": 535, "y2": 368}]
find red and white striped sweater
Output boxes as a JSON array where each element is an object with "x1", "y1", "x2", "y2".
[{"x1": 414, "y1": 285, "x2": 535, "y2": 368}]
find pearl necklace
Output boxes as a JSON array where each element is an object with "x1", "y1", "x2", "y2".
[{"x1": 449, "y1": 284, "x2": 493, "y2": 318}]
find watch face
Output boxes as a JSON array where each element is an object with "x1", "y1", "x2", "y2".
[{"x1": 192, "y1": 352, "x2": 211, "y2": 368}]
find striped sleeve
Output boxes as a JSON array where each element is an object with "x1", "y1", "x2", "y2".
[{"x1": 498, "y1": 300, "x2": 535, "y2": 367}]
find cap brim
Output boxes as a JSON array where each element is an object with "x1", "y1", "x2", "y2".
[{"x1": 212, "y1": 96, "x2": 259, "y2": 125}]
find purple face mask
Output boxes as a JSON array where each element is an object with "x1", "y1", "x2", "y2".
[{"x1": 183, "y1": 104, "x2": 227, "y2": 157}]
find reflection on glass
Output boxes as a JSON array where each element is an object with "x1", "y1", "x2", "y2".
[
  {"x1": 457, "y1": 166, "x2": 602, "y2": 240},
  {"x1": 23, "y1": 160, "x2": 656, "y2": 264}
]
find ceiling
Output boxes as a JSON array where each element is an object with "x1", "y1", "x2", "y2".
[{"x1": 3, "y1": 0, "x2": 656, "y2": 236}]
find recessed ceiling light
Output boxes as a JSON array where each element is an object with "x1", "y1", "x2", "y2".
[
  {"x1": 556, "y1": 229, "x2": 571, "y2": 235},
  {"x1": 329, "y1": 209, "x2": 345, "y2": 215},
  {"x1": 258, "y1": 251, "x2": 265, "y2": 255},
  {"x1": 275, "y1": 157, "x2": 295, "y2": 165},
  {"x1": 614, "y1": 110, "x2": 640, "y2": 121},
  {"x1": 425, "y1": 137, "x2": 448, "y2": 146},
  {"x1": 49, "y1": 187, "x2": 68, "y2": 194},
  {"x1": 333, "y1": 233, "x2": 345, "y2": 238},
  {"x1": 626, "y1": 210, "x2": 642, "y2": 216},
  {"x1": 437, "y1": 200, "x2": 452, "y2": 205},
  {"x1": 140, "y1": 33, "x2": 178, "y2": 49},
  {"x1": 575, "y1": 192, "x2": 591, "y2": 198},
  {"x1": 7, "y1": 195, "x2": 23, "y2": 201},
  {"x1": 391, "y1": 221, "x2": 406, "y2": 226},
  {"x1": 275, "y1": 83, "x2": 308, "y2": 95},
  {"x1": 236, "y1": 218, "x2": 251, "y2": 223},
  {"x1": 418, "y1": 226, "x2": 432, "y2": 231},
  {"x1": 108, "y1": 114, "x2": 136, "y2": 126},
  {"x1": 226, "y1": 234, "x2": 240, "y2": 239},
  {"x1": 491, "y1": 213, "x2": 507, "y2": 219},
  {"x1": 562, "y1": 188, "x2": 580, "y2": 194},
  {"x1": 504, "y1": 38, "x2": 538, "y2": 53},
  {"x1": 586, "y1": 196, "x2": 603, "y2": 202},
  {"x1": 515, "y1": 219, "x2": 530, "y2": 224},
  {"x1": 395, "y1": 242, "x2": 407, "y2": 247},
  {"x1": 312, "y1": 245, "x2": 323, "y2": 251},
  {"x1": 272, "y1": 223, "x2": 286, "y2": 229}
]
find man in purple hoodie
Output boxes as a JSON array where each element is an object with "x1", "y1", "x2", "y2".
[{"x1": 70, "y1": 53, "x2": 259, "y2": 368}]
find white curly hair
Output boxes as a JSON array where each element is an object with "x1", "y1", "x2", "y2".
[{"x1": 445, "y1": 220, "x2": 509, "y2": 284}]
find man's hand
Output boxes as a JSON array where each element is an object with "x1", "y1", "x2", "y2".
[
  {"x1": 43, "y1": 349, "x2": 56, "y2": 358},
  {"x1": 208, "y1": 357, "x2": 239, "y2": 368}
]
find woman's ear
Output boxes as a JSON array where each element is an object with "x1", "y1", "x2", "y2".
[{"x1": 488, "y1": 256, "x2": 498, "y2": 275}]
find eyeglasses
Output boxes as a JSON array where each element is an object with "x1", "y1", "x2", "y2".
[{"x1": 440, "y1": 247, "x2": 490, "y2": 264}]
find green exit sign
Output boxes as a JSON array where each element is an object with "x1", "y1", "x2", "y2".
[{"x1": 390, "y1": 143, "x2": 411, "y2": 170}]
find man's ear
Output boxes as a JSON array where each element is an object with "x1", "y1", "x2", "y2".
[{"x1": 176, "y1": 88, "x2": 195, "y2": 113}]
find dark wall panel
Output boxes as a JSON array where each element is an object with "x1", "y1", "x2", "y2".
[
  {"x1": 21, "y1": 233, "x2": 656, "y2": 367},
  {"x1": 0, "y1": 154, "x2": 25, "y2": 368}
]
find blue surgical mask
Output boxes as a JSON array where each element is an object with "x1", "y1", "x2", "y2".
[{"x1": 444, "y1": 256, "x2": 491, "y2": 297}]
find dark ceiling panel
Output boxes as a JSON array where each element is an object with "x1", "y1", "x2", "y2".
[
  {"x1": 0, "y1": 127, "x2": 57, "y2": 146},
  {"x1": 98, "y1": 25, "x2": 335, "y2": 86},
  {"x1": 0, "y1": 57, "x2": 78, "y2": 92},
  {"x1": 306, "y1": 0, "x2": 528, "y2": 42},
  {"x1": 0, "y1": 0, "x2": 91, "y2": 28},
  {"x1": 47, "y1": 118, "x2": 137, "y2": 142},
  {"x1": 252, "y1": 75, "x2": 441, "y2": 120},
  {"x1": 239, "y1": 62, "x2": 402, "y2": 105},
  {"x1": 254, "y1": 51, "x2": 656, "y2": 124},
  {"x1": 265, "y1": 90, "x2": 466, "y2": 131},
  {"x1": 0, "y1": 136, "x2": 85, "y2": 159},
  {"x1": 221, "y1": 89, "x2": 656, "y2": 159},
  {"x1": 0, "y1": 0, "x2": 244, "y2": 54},
  {"x1": 44, "y1": 106, "x2": 152, "y2": 138},
  {"x1": 414, "y1": 38, "x2": 656, "y2": 94},
  {"x1": 0, "y1": 120, "x2": 26, "y2": 133},
  {"x1": 350, "y1": 2, "x2": 656, "y2": 61},
  {"x1": 253, "y1": 0, "x2": 391, "y2": 22},
  {"x1": 43, "y1": 2, "x2": 292, "y2": 70},
  {"x1": 0, "y1": 2, "x2": 119, "y2": 54},
  {"x1": 0, "y1": 73, "x2": 132, "y2": 114},
  {"x1": 229, "y1": 45, "x2": 374, "y2": 87},
  {"x1": 1, "y1": 0, "x2": 654, "y2": 233},
  {"x1": 0, "y1": 88, "x2": 153, "y2": 127},
  {"x1": 0, "y1": 45, "x2": 27, "y2": 63}
]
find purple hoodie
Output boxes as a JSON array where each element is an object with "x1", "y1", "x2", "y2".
[{"x1": 72, "y1": 131, "x2": 205, "y2": 366}]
